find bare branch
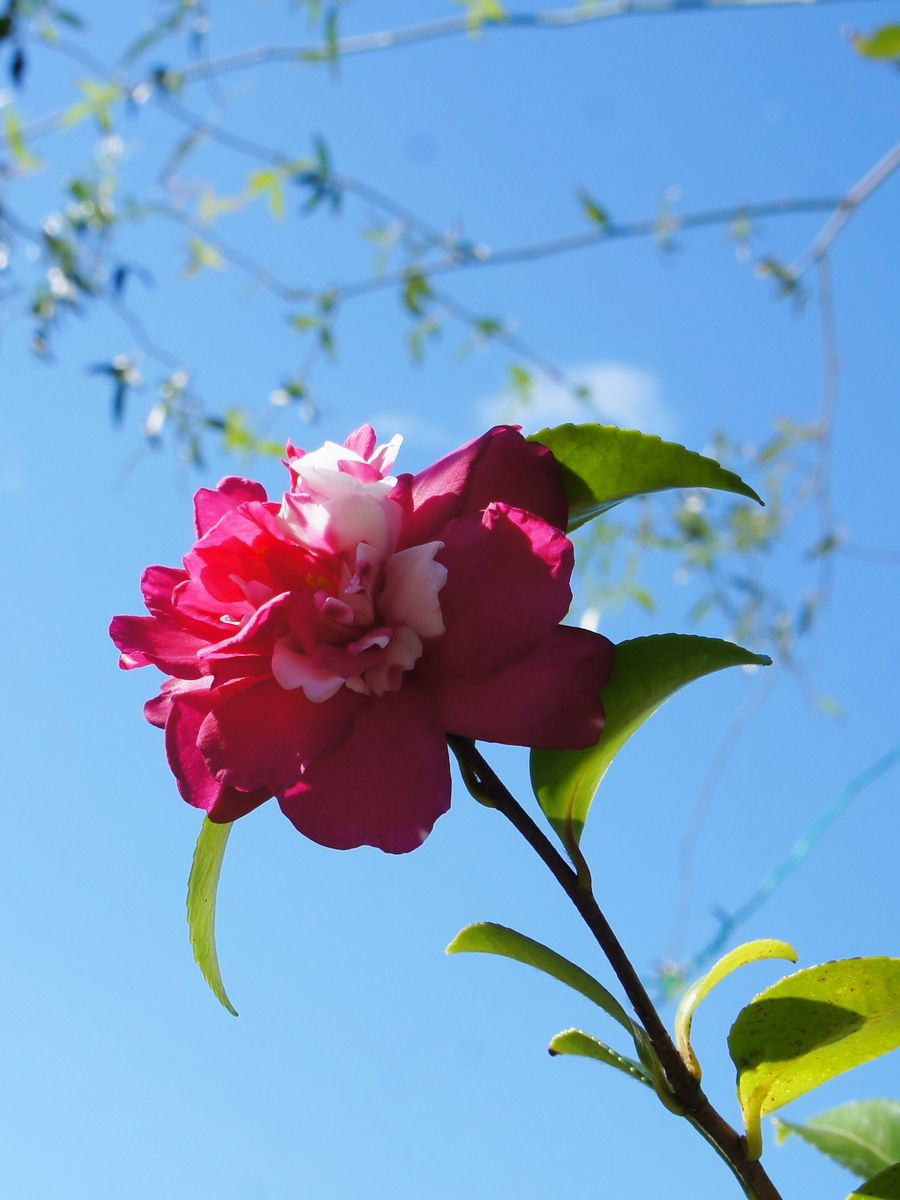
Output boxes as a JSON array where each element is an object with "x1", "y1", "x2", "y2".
[{"x1": 174, "y1": 0, "x2": 893, "y2": 83}]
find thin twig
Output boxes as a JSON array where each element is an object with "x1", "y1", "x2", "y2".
[
  {"x1": 172, "y1": 0, "x2": 893, "y2": 83},
  {"x1": 790, "y1": 140, "x2": 900, "y2": 277}
]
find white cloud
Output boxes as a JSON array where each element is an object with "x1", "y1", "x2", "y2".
[{"x1": 479, "y1": 361, "x2": 674, "y2": 438}]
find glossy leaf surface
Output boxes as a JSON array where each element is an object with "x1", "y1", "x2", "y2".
[
  {"x1": 729, "y1": 958, "x2": 900, "y2": 1159},
  {"x1": 447, "y1": 921, "x2": 632, "y2": 1032},
  {"x1": 549, "y1": 1028, "x2": 652, "y2": 1088},
  {"x1": 529, "y1": 423, "x2": 761, "y2": 531},
  {"x1": 531, "y1": 635, "x2": 770, "y2": 845},
  {"x1": 846, "y1": 1163, "x2": 900, "y2": 1199},
  {"x1": 675, "y1": 938, "x2": 797, "y2": 1079}
]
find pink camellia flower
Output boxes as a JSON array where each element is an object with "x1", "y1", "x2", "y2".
[{"x1": 110, "y1": 425, "x2": 613, "y2": 853}]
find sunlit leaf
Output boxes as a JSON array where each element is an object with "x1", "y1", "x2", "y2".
[
  {"x1": 577, "y1": 189, "x2": 610, "y2": 229},
  {"x1": 447, "y1": 921, "x2": 632, "y2": 1033},
  {"x1": 854, "y1": 25, "x2": 900, "y2": 61},
  {"x1": 846, "y1": 1163, "x2": 900, "y2": 1200},
  {"x1": 60, "y1": 80, "x2": 122, "y2": 130},
  {"x1": 549, "y1": 1028, "x2": 652, "y2": 1088},
  {"x1": 185, "y1": 238, "x2": 226, "y2": 276},
  {"x1": 248, "y1": 168, "x2": 287, "y2": 219},
  {"x1": 675, "y1": 939, "x2": 798, "y2": 1079},
  {"x1": 529, "y1": 424, "x2": 762, "y2": 532},
  {"x1": 729, "y1": 958, "x2": 900, "y2": 1160},
  {"x1": 3, "y1": 108, "x2": 42, "y2": 171},
  {"x1": 531, "y1": 635, "x2": 770, "y2": 846},
  {"x1": 187, "y1": 818, "x2": 237, "y2": 1016},
  {"x1": 774, "y1": 1100, "x2": 900, "y2": 1179}
]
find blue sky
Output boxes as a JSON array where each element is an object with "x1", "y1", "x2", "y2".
[{"x1": 1, "y1": 2, "x2": 899, "y2": 1197}]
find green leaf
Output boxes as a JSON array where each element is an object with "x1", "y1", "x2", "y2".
[
  {"x1": 854, "y1": 25, "x2": 900, "y2": 61},
  {"x1": 846, "y1": 1163, "x2": 900, "y2": 1200},
  {"x1": 187, "y1": 818, "x2": 237, "y2": 1016},
  {"x1": 774, "y1": 1100, "x2": 900, "y2": 1180},
  {"x1": 3, "y1": 108, "x2": 42, "y2": 171},
  {"x1": 729, "y1": 958, "x2": 900, "y2": 1160},
  {"x1": 549, "y1": 1028, "x2": 652, "y2": 1088},
  {"x1": 248, "y1": 168, "x2": 286, "y2": 219},
  {"x1": 531, "y1": 634, "x2": 770, "y2": 846},
  {"x1": 675, "y1": 939, "x2": 798, "y2": 1079},
  {"x1": 185, "y1": 238, "x2": 226, "y2": 276},
  {"x1": 529, "y1": 424, "x2": 762, "y2": 532},
  {"x1": 577, "y1": 189, "x2": 610, "y2": 229},
  {"x1": 447, "y1": 921, "x2": 633, "y2": 1033},
  {"x1": 60, "y1": 80, "x2": 122, "y2": 131},
  {"x1": 402, "y1": 270, "x2": 433, "y2": 316}
]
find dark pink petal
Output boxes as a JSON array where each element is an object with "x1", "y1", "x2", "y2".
[
  {"x1": 140, "y1": 564, "x2": 187, "y2": 615},
  {"x1": 426, "y1": 503, "x2": 574, "y2": 681},
  {"x1": 166, "y1": 689, "x2": 270, "y2": 821},
  {"x1": 109, "y1": 614, "x2": 209, "y2": 677},
  {"x1": 427, "y1": 625, "x2": 613, "y2": 749},
  {"x1": 278, "y1": 684, "x2": 450, "y2": 853},
  {"x1": 198, "y1": 677, "x2": 363, "y2": 795},
  {"x1": 194, "y1": 476, "x2": 269, "y2": 538},
  {"x1": 144, "y1": 676, "x2": 212, "y2": 728},
  {"x1": 404, "y1": 426, "x2": 568, "y2": 545},
  {"x1": 196, "y1": 591, "x2": 293, "y2": 664}
]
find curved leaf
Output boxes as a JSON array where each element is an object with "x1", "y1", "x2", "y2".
[
  {"x1": 846, "y1": 1163, "x2": 900, "y2": 1200},
  {"x1": 728, "y1": 958, "x2": 900, "y2": 1160},
  {"x1": 187, "y1": 818, "x2": 238, "y2": 1016},
  {"x1": 531, "y1": 634, "x2": 770, "y2": 846},
  {"x1": 675, "y1": 939, "x2": 798, "y2": 1079},
  {"x1": 447, "y1": 921, "x2": 631, "y2": 1032},
  {"x1": 854, "y1": 26, "x2": 900, "y2": 61},
  {"x1": 549, "y1": 1028, "x2": 652, "y2": 1088},
  {"x1": 529, "y1": 423, "x2": 762, "y2": 531},
  {"x1": 774, "y1": 1099, "x2": 900, "y2": 1179}
]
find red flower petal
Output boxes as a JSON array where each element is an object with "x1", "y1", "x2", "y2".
[
  {"x1": 403, "y1": 426, "x2": 568, "y2": 545},
  {"x1": 426, "y1": 503, "x2": 573, "y2": 681},
  {"x1": 198, "y1": 677, "x2": 363, "y2": 795},
  {"x1": 278, "y1": 684, "x2": 450, "y2": 853},
  {"x1": 428, "y1": 625, "x2": 613, "y2": 749}
]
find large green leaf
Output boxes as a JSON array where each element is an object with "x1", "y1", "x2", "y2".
[
  {"x1": 187, "y1": 818, "x2": 238, "y2": 1016},
  {"x1": 531, "y1": 634, "x2": 770, "y2": 846},
  {"x1": 529, "y1": 423, "x2": 762, "y2": 531},
  {"x1": 729, "y1": 958, "x2": 900, "y2": 1160},
  {"x1": 548, "y1": 1028, "x2": 652, "y2": 1089},
  {"x1": 675, "y1": 939, "x2": 798, "y2": 1079},
  {"x1": 846, "y1": 1163, "x2": 900, "y2": 1200},
  {"x1": 447, "y1": 921, "x2": 632, "y2": 1032},
  {"x1": 774, "y1": 1100, "x2": 900, "y2": 1179}
]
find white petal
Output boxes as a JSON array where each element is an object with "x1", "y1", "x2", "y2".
[{"x1": 379, "y1": 542, "x2": 447, "y2": 639}]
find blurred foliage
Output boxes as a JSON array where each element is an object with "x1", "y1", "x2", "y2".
[{"x1": 0, "y1": 0, "x2": 894, "y2": 668}]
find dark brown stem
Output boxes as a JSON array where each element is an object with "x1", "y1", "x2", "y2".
[{"x1": 447, "y1": 735, "x2": 784, "y2": 1200}]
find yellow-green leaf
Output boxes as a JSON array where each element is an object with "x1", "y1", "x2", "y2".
[
  {"x1": 729, "y1": 958, "x2": 900, "y2": 1160},
  {"x1": 447, "y1": 921, "x2": 632, "y2": 1033},
  {"x1": 548, "y1": 1028, "x2": 652, "y2": 1088},
  {"x1": 187, "y1": 818, "x2": 237, "y2": 1016},
  {"x1": 846, "y1": 1163, "x2": 900, "y2": 1199},
  {"x1": 854, "y1": 25, "x2": 900, "y2": 61},
  {"x1": 248, "y1": 168, "x2": 286, "y2": 219},
  {"x1": 531, "y1": 635, "x2": 770, "y2": 847},
  {"x1": 675, "y1": 939, "x2": 798, "y2": 1079},
  {"x1": 3, "y1": 108, "x2": 42, "y2": 172}
]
